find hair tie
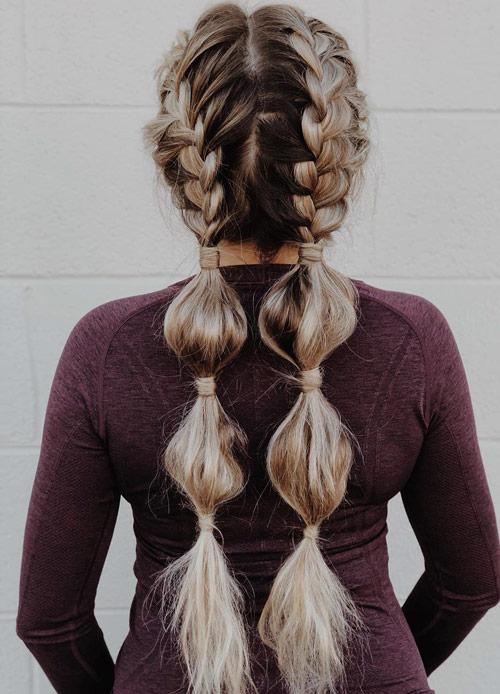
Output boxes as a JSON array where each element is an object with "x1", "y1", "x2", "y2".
[
  {"x1": 198, "y1": 512, "x2": 216, "y2": 533},
  {"x1": 303, "y1": 524, "x2": 319, "y2": 541},
  {"x1": 299, "y1": 366, "x2": 322, "y2": 392},
  {"x1": 199, "y1": 246, "x2": 220, "y2": 270},
  {"x1": 298, "y1": 242, "x2": 323, "y2": 265},
  {"x1": 196, "y1": 375, "x2": 216, "y2": 397}
]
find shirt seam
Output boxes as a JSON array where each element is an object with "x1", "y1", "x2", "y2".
[
  {"x1": 17, "y1": 420, "x2": 83, "y2": 630},
  {"x1": 441, "y1": 417, "x2": 500, "y2": 605},
  {"x1": 95, "y1": 280, "x2": 364, "y2": 439},
  {"x1": 96, "y1": 288, "x2": 176, "y2": 443},
  {"x1": 70, "y1": 498, "x2": 119, "y2": 681},
  {"x1": 408, "y1": 418, "x2": 500, "y2": 640},
  {"x1": 356, "y1": 292, "x2": 430, "y2": 431},
  {"x1": 94, "y1": 284, "x2": 430, "y2": 443}
]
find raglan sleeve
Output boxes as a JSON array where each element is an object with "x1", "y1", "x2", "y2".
[
  {"x1": 15, "y1": 308, "x2": 120, "y2": 693},
  {"x1": 400, "y1": 299, "x2": 500, "y2": 676}
]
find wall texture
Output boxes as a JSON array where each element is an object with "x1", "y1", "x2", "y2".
[{"x1": 1, "y1": 1, "x2": 499, "y2": 692}]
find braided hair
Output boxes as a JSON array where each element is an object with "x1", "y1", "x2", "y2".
[
  {"x1": 142, "y1": 20, "x2": 255, "y2": 694},
  {"x1": 254, "y1": 9, "x2": 370, "y2": 693},
  {"x1": 142, "y1": 4, "x2": 371, "y2": 693}
]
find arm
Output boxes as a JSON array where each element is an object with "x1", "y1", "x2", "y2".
[
  {"x1": 400, "y1": 301, "x2": 500, "y2": 676},
  {"x1": 16, "y1": 310, "x2": 120, "y2": 693}
]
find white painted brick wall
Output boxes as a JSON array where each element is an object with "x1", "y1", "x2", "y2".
[{"x1": 1, "y1": 1, "x2": 499, "y2": 691}]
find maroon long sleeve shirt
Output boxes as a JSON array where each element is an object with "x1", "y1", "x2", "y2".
[{"x1": 16, "y1": 263, "x2": 500, "y2": 693}]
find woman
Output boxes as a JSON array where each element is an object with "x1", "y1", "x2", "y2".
[{"x1": 15, "y1": 3, "x2": 500, "y2": 693}]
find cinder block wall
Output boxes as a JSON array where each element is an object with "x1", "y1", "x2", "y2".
[{"x1": 2, "y1": 2, "x2": 499, "y2": 692}]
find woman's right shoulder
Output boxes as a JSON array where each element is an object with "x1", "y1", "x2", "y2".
[
  {"x1": 61, "y1": 277, "x2": 192, "y2": 364},
  {"x1": 83, "y1": 277, "x2": 192, "y2": 326}
]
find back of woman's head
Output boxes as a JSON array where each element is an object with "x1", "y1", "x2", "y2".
[{"x1": 142, "y1": 3, "x2": 371, "y2": 693}]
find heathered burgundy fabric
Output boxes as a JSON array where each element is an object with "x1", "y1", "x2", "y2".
[{"x1": 16, "y1": 262, "x2": 500, "y2": 694}]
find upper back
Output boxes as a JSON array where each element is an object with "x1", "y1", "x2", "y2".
[{"x1": 65, "y1": 263, "x2": 447, "y2": 564}]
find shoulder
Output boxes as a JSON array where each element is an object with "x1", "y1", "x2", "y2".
[
  {"x1": 51, "y1": 279, "x2": 191, "y2": 436},
  {"x1": 65, "y1": 278, "x2": 190, "y2": 355},
  {"x1": 352, "y1": 278, "x2": 461, "y2": 424},
  {"x1": 55, "y1": 278, "x2": 192, "y2": 392},
  {"x1": 352, "y1": 277, "x2": 452, "y2": 350}
]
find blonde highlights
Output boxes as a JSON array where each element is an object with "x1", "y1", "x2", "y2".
[
  {"x1": 256, "y1": 250, "x2": 367, "y2": 693},
  {"x1": 142, "y1": 3, "x2": 371, "y2": 693}
]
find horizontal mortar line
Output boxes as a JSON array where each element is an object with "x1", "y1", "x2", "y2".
[
  {"x1": 0, "y1": 273, "x2": 181, "y2": 281},
  {"x1": 1, "y1": 274, "x2": 500, "y2": 283},
  {"x1": 0, "y1": 102, "x2": 500, "y2": 116},
  {"x1": 360, "y1": 278, "x2": 500, "y2": 286},
  {"x1": 373, "y1": 106, "x2": 500, "y2": 116},
  {"x1": 0, "y1": 102, "x2": 155, "y2": 110},
  {"x1": 0, "y1": 446, "x2": 41, "y2": 453}
]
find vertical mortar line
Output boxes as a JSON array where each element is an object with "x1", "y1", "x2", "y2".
[
  {"x1": 30, "y1": 656, "x2": 36, "y2": 694},
  {"x1": 21, "y1": 0, "x2": 27, "y2": 99},
  {"x1": 22, "y1": 285, "x2": 39, "y2": 445},
  {"x1": 363, "y1": 0, "x2": 370, "y2": 87}
]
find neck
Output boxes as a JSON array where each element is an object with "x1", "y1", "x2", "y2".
[{"x1": 215, "y1": 240, "x2": 299, "y2": 267}]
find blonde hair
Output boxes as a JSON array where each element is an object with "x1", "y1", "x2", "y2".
[{"x1": 142, "y1": 3, "x2": 371, "y2": 693}]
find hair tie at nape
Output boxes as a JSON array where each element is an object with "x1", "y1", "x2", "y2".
[
  {"x1": 199, "y1": 246, "x2": 220, "y2": 270},
  {"x1": 298, "y1": 366, "x2": 323, "y2": 393},
  {"x1": 298, "y1": 242, "x2": 324, "y2": 265}
]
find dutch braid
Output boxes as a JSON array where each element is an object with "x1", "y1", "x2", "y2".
[
  {"x1": 142, "y1": 4, "x2": 371, "y2": 693},
  {"x1": 255, "y1": 12, "x2": 370, "y2": 694},
  {"x1": 142, "y1": 18, "x2": 257, "y2": 694}
]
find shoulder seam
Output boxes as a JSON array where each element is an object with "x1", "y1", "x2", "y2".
[
  {"x1": 96, "y1": 290, "x2": 175, "y2": 441},
  {"x1": 357, "y1": 289, "x2": 431, "y2": 429},
  {"x1": 94, "y1": 284, "x2": 432, "y2": 439}
]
